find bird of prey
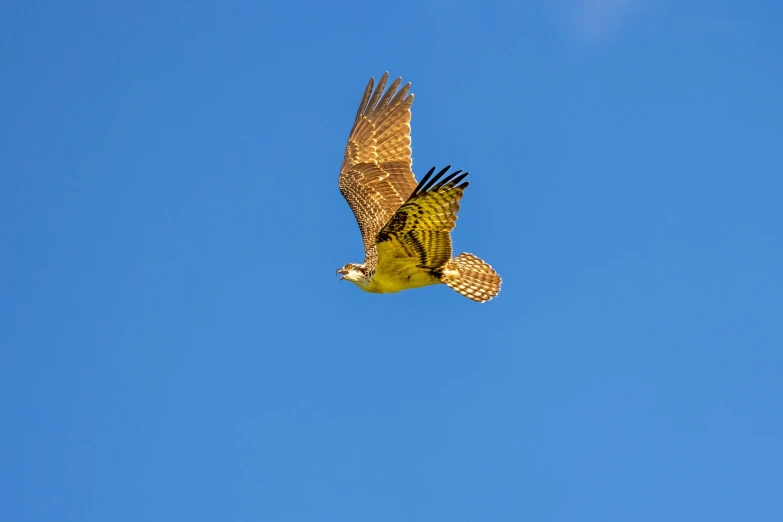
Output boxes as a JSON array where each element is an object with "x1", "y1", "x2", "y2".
[{"x1": 336, "y1": 73, "x2": 501, "y2": 303}]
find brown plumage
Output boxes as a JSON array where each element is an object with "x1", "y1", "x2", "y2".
[
  {"x1": 441, "y1": 253, "x2": 502, "y2": 303},
  {"x1": 337, "y1": 73, "x2": 501, "y2": 302},
  {"x1": 339, "y1": 73, "x2": 417, "y2": 269}
]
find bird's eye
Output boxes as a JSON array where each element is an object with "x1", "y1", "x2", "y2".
[{"x1": 344, "y1": 264, "x2": 352, "y2": 270}]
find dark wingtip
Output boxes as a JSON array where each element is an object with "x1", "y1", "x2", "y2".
[
  {"x1": 449, "y1": 172, "x2": 469, "y2": 188},
  {"x1": 431, "y1": 169, "x2": 471, "y2": 191},
  {"x1": 422, "y1": 166, "x2": 450, "y2": 193},
  {"x1": 412, "y1": 166, "x2": 471, "y2": 197},
  {"x1": 413, "y1": 166, "x2": 436, "y2": 196}
]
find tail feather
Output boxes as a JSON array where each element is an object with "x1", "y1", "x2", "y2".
[{"x1": 441, "y1": 253, "x2": 501, "y2": 303}]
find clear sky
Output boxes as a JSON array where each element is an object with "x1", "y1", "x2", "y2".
[{"x1": 2, "y1": 1, "x2": 782, "y2": 521}]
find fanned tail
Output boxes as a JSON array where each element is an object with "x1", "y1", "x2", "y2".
[{"x1": 440, "y1": 253, "x2": 501, "y2": 303}]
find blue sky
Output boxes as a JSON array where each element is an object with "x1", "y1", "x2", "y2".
[{"x1": 2, "y1": 1, "x2": 782, "y2": 521}]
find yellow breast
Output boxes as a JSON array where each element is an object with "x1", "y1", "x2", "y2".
[{"x1": 364, "y1": 259, "x2": 440, "y2": 294}]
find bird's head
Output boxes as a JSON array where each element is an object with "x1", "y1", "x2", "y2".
[{"x1": 336, "y1": 263, "x2": 370, "y2": 288}]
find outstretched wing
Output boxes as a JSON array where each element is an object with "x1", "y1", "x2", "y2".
[
  {"x1": 339, "y1": 73, "x2": 419, "y2": 266},
  {"x1": 375, "y1": 166, "x2": 469, "y2": 271}
]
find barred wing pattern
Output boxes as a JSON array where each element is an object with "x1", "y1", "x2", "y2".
[
  {"x1": 339, "y1": 73, "x2": 419, "y2": 268},
  {"x1": 375, "y1": 166, "x2": 469, "y2": 271}
]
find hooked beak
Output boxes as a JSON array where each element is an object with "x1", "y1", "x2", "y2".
[{"x1": 336, "y1": 267, "x2": 348, "y2": 280}]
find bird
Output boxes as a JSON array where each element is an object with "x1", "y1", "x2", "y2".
[{"x1": 336, "y1": 72, "x2": 501, "y2": 303}]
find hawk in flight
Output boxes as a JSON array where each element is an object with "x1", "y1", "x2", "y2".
[{"x1": 336, "y1": 73, "x2": 501, "y2": 303}]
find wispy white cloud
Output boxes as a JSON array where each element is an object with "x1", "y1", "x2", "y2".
[{"x1": 555, "y1": 0, "x2": 659, "y2": 45}]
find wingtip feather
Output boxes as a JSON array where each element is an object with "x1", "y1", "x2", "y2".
[
  {"x1": 413, "y1": 166, "x2": 436, "y2": 196},
  {"x1": 423, "y1": 166, "x2": 450, "y2": 193}
]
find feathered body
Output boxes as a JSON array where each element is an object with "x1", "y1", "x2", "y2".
[{"x1": 336, "y1": 73, "x2": 501, "y2": 302}]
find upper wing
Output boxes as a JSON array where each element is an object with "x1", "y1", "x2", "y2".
[
  {"x1": 375, "y1": 166, "x2": 469, "y2": 271},
  {"x1": 339, "y1": 73, "x2": 419, "y2": 264}
]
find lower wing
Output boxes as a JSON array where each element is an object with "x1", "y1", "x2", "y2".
[{"x1": 375, "y1": 166, "x2": 469, "y2": 271}]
